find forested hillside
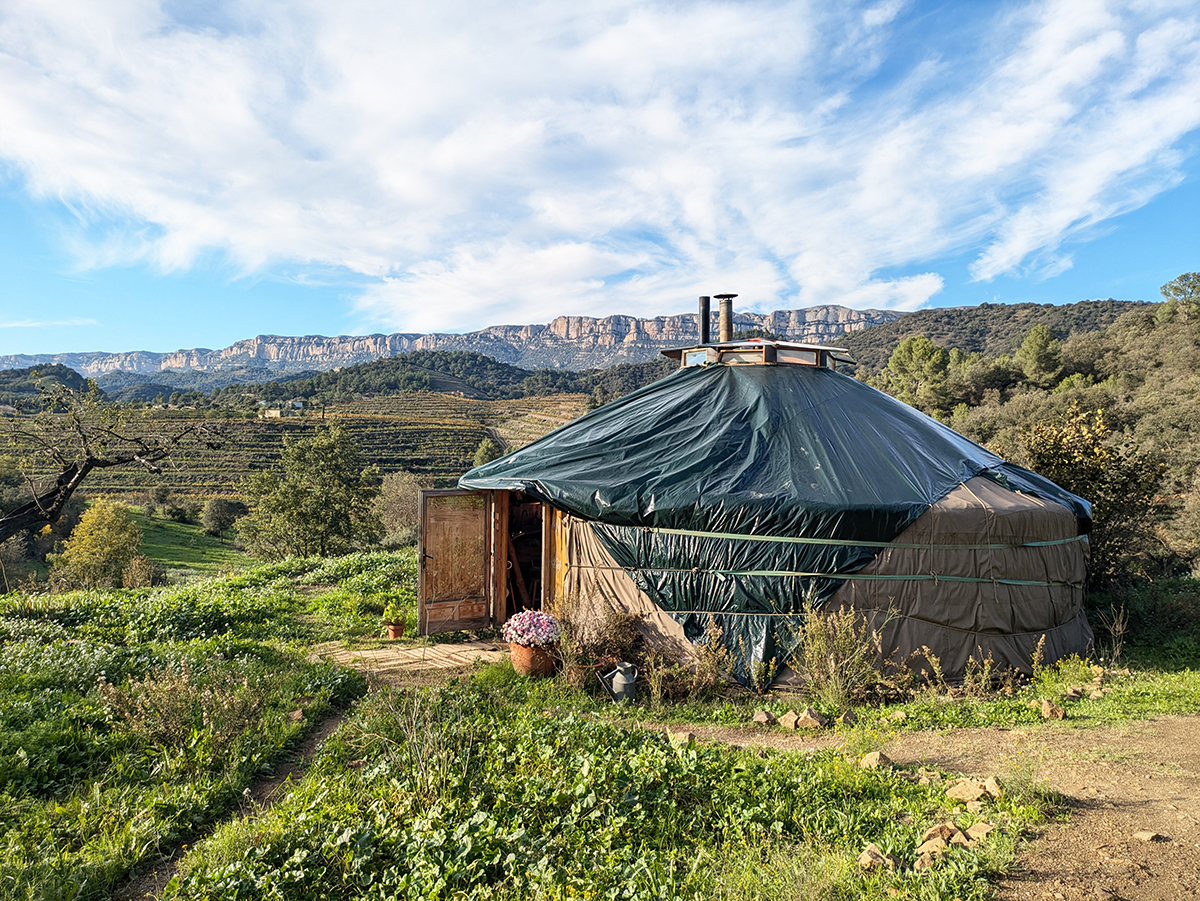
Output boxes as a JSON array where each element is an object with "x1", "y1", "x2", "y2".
[
  {"x1": 211, "y1": 350, "x2": 677, "y2": 406},
  {"x1": 0, "y1": 363, "x2": 96, "y2": 410},
  {"x1": 841, "y1": 299, "x2": 1145, "y2": 375}
]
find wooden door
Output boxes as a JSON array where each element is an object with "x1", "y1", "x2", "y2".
[{"x1": 418, "y1": 490, "x2": 493, "y2": 635}]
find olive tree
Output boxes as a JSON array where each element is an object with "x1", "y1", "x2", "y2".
[
  {"x1": 201, "y1": 497, "x2": 248, "y2": 538},
  {"x1": 1, "y1": 380, "x2": 218, "y2": 544}
]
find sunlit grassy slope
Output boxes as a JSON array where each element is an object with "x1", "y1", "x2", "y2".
[{"x1": 132, "y1": 510, "x2": 249, "y2": 578}]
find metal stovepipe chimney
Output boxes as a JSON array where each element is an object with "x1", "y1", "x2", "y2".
[
  {"x1": 715, "y1": 293, "x2": 737, "y2": 343},
  {"x1": 698, "y1": 296, "x2": 711, "y2": 344}
]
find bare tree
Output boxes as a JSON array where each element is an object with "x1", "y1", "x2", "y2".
[{"x1": 1, "y1": 381, "x2": 221, "y2": 544}]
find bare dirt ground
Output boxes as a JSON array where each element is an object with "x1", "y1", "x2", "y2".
[{"x1": 676, "y1": 716, "x2": 1200, "y2": 901}]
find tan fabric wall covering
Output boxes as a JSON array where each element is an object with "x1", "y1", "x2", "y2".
[
  {"x1": 554, "y1": 513, "x2": 696, "y2": 662},
  {"x1": 552, "y1": 476, "x2": 1091, "y2": 681},
  {"x1": 828, "y1": 476, "x2": 1092, "y2": 676}
]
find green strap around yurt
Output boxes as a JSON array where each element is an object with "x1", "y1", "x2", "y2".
[
  {"x1": 638, "y1": 525, "x2": 1088, "y2": 552},
  {"x1": 568, "y1": 559, "x2": 1082, "y2": 589}
]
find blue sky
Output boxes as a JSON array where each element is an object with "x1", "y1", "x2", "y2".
[{"x1": 0, "y1": 0, "x2": 1198, "y2": 357}]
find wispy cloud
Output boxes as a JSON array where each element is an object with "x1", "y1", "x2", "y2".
[
  {"x1": 0, "y1": 0, "x2": 1197, "y2": 332},
  {"x1": 0, "y1": 317, "x2": 98, "y2": 329}
]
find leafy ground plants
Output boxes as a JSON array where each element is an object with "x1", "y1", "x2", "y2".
[
  {"x1": 0, "y1": 562, "x2": 369, "y2": 901},
  {"x1": 166, "y1": 680, "x2": 1036, "y2": 901}
]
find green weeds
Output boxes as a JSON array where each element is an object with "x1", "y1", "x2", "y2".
[
  {"x1": 167, "y1": 681, "x2": 1029, "y2": 901},
  {"x1": 0, "y1": 559, "x2": 374, "y2": 900}
]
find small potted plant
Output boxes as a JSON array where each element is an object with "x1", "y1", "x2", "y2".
[
  {"x1": 501, "y1": 610, "x2": 561, "y2": 677},
  {"x1": 382, "y1": 600, "x2": 407, "y2": 640}
]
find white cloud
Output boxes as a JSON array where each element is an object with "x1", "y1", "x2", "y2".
[
  {"x1": 0, "y1": 317, "x2": 99, "y2": 328},
  {"x1": 0, "y1": 0, "x2": 1197, "y2": 332}
]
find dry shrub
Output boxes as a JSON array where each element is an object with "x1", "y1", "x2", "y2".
[
  {"x1": 551, "y1": 591, "x2": 641, "y2": 692},
  {"x1": 957, "y1": 650, "x2": 1022, "y2": 697},
  {"x1": 122, "y1": 553, "x2": 165, "y2": 588},
  {"x1": 643, "y1": 616, "x2": 732, "y2": 707},
  {"x1": 795, "y1": 598, "x2": 913, "y2": 709},
  {"x1": 98, "y1": 660, "x2": 261, "y2": 762},
  {"x1": 551, "y1": 592, "x2": 733, "y2": 704}
]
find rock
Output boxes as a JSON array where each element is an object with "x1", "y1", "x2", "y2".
[
  {"x1": 890, "y1": 710, "x2": 908, "y2": 722},
  {"x1": 288, "y1": 709, "x2": 304, "y2": 722},
  {"x1": 778, "y1": 710, "x2": 800, "y2": 730},
  {"x1": 1089, "y1": 690, "x2": 1104, "y2": 700},
  {"x1": 796, "y1": 707, "x2": 828, "y2": 729},
  {"x1": 966, "y1": 822, "x2": 994, "y2": 841},
  {"x1": 1063, "y1": 687, "x2": 1083, "y2": 701},
  {"x1": 1091, "y1": 664, "x2": 1105, "y2": 676},
  {"x1": 916, "y1": 837, "x2": 948, "y2": 855},
  {"x1": 838, "y1": 709, "x2": 857, "y2": 726},
  {"x1": 1041, "y1": 699, "x2": 1065, "y2": 720},
  {"x1": 860, "y1": 751, "x2": 893, "y2": 770},
  {"x1": 752, "y1": 710, "x2": 776, "y2": 726},
  {"x1": 21, "y1": 307, "x2": 900, "y2": 376},
  {"x1": 1133, "y1": 830, "x2": 1165, "y2": 842},
  {"x1": 666, "y1": 728, "x2": 695, "y2": 745},
  {"x1": 1028, "y1": 699, "x2": 1043, "y2": 711},
  {"x1": 966, "y1": 800, "x2": 984, "y2": 813},
  {"x1": 918, "y1": 775, "x2": 931, "y2": 785},
  {"x1": 913, "y1": 851, "x2": 936, "y2": 871},
  {"x1": 857, "y1": 843, "x2": 900, "y2": 871},
  {"x1": 950, "y1": 830, "x2": 973, "y2": 847},
  {"x1": 1102, "y1": 686, "x2": 1114, "y2": 694},
  {"x1": 947, "y1": 779, "x2": 989, "y2": 802},
  {"x1": 984, "y1": 776, "x2": 1003, "y2": 799},
  {"x1": 922, "y1": 822, "x2": 958, "y2": 842}
]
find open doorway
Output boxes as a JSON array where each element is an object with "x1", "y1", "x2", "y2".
[{"x1": 503, "y1": 491, "x2": 543, "y2": 618}]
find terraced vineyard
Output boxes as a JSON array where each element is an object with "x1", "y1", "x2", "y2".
[{"x1": 73, "y1": 392, "x2": 590, "y2": 499}]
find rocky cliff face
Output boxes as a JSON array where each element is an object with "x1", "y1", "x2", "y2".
[{"x1": 0, "y1": 305, "x2": 900, "y2": 376}]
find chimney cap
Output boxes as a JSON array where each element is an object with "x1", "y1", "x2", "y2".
[{"x1": 713, "y1": 293, "x2": 738, "y2": 300}]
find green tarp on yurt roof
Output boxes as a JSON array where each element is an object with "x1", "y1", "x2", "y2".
[{"x1": 461, "y1": 362, "x2": 1092, "y2": 684}]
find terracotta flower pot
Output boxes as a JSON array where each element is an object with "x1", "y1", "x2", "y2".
[
  {"x1": 386, "y1": 621, "x2": 405, "y2": 640},
  {"x1": 509, "y1": 642, "x2": 556, "y2": 677}
]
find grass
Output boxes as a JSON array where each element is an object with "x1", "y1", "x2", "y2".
[
  {"x1": 132, "y1": 510, "x2": 249, "y2": 578},
  {"x1": 0, "y1": 555, "x2": 395, "y2": 900},
  {"x1": 164, "y1": 678, "x2": 1035, "y2": 901}
]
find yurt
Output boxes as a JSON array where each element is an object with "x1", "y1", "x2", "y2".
[{"x1": 418, "y1": 305, "x2": 1093, "y2": 684}]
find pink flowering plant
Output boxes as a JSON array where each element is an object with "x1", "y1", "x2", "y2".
[{"x1": 501, "y1": 610, "x2": 561, "y2": 647}]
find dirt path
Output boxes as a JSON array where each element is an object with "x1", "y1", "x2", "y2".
[
  {"x1": 312, "y1": 639, "x2": 506, "y2": 686},
  {"x1": 674, "y1": 716, "x2": 1200, "y2": 901},
  {"x1": 113, "y1": 710, "x2": 349, "y2": 901}
]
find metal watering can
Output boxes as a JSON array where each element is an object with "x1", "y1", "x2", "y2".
[{"x1": 599, "y1": 662, "x2": 638, "y2": 703}]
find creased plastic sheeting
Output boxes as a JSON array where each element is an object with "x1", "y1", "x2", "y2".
[
  {"x1": 461, "y1": 363, "x2": 1091, "y2": 539},
  {"x1": 555, "y1": 512, "x2": 696, "y2": 663},
  {"x1": 590, "y1": 521, "x2": 835, "y2": 684}
]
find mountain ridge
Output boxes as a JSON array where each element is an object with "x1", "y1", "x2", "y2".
[{"x1": 0, "y1": 305, "x2": 900, "y2": 376}]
